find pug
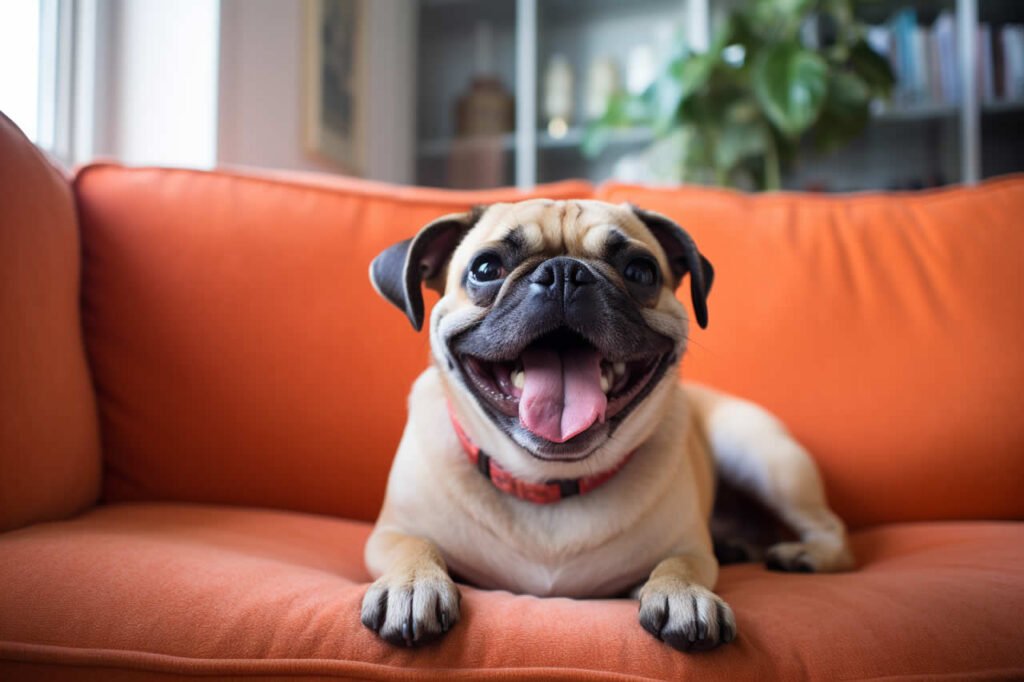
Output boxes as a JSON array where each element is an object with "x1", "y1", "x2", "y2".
[{"x1": 361, "y1": 200, "x2": 853, "y2": 652}]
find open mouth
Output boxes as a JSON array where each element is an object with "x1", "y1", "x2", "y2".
[{"x1": 458, "y1": 328, "x2": 668, "y2": 447}]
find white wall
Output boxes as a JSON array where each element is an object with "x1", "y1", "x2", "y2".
[
  {"x1": 359, "y1": 0, "x2": 417, "y2": 184},
  {"x1": 112, "y1": 0, "x2": 219, "y2": 168},
  {"x1": 79, "y1": 0, "x2": 413, "y2": 181},
  {"x1": 217, "y1": 0, "x2": 416, "y2": 183},
  {"x1": 217, "y1": 0, "x2": 334, "y2": 174},
  {"x1": 0, "y1": 0, "x2": 41, "y2": 141}
]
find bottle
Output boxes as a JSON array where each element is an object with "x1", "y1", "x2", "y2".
[
  {"x1": 455, "y1": 22, "x2": 514, "y2": 137},
  {"x1": 544, "y1": 54, "x2": 574, "y2": 138}
]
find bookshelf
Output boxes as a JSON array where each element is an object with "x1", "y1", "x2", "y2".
[{"x1": 413, "y1": 0, "x2": 1024, "y2": 191}]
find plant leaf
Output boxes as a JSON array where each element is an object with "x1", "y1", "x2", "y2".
[
  {"x1": 756, "y1": 0, "x2": 815, "y2": 15},
  {"x1": 828, "y1": 69, "x2": 871, "y2": 113},
  {"x1": 715, "y1": 118, "x2": 769, "y2": 172},
  {"x1": 753, "y1": 43, "x2": 828, "y2": 138},
  {"x1": 709, "y1": 14, "x2": 737, "y2": 56},
  {"x1": 581, "y1": 123, "x2": 611, "y2": 158},
  {"x1": 849, "y1": 39, "x2": 895, "y2": 98},
  {"x1": 744, "y1": 0, "x2": 814, "y2": 41},
  {"x1": 580, "y1": 91, "x2": 651, "y2": 157},
  {"x1": 814, "y1": 70, "x2": 870, "y2": 152},
  {"x1": 652, "y1": 55, "x2": 714, "y2": 135}
]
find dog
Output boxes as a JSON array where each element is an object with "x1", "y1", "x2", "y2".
[{"x1": 361, "y1": 199, "x2": 853, "y2": 652}]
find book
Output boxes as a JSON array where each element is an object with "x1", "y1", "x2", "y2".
[
  {"x1": 912, "y1": 25, "x2": 930, "y2": 104},
  {"x1": 888, "y1": 8, "x2": 918, "y2": 106},
  {"x1": 979, "y1": 24, "x2": 995, "y2": 102},
  {"x1": 865, "y1": 12, "x2": 1024, "y2": 113},
  {"x1": 933, "y1": 12, "x2": 959, "y2": 105},
  {"x1": 993, "y1": 25, "x2": 1005, "y2": 100},
  {"x1": 1003, "y1": 26, "x2": 1024, "y2": 100}
]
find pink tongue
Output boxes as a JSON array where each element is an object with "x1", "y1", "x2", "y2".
[{"x1": 519, "y1": 346, "x2": 607, "y2": 443}]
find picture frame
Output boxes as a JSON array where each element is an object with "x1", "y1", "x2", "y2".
[{"x1": 304, "y1": 0, "x2": 365, "y2": 174}]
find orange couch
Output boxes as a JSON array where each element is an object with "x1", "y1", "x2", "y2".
[{"x1": 1, "y1": 109, "x2": 1022, "y2": 681}]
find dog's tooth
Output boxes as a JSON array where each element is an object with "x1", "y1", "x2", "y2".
[
  {"x1": 600, "y1": 373, "x2": 611, "y2": 393},
  {"x1": 511, "y1": 369, "x2": 525, "y2": 390},
  {"x1": 613, "y1": 362, "x2": 626, "y2": 377}
]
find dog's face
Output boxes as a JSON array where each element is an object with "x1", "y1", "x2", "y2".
[{"x1": 371, "y1": 199, "x2": 712, "y2": 462}]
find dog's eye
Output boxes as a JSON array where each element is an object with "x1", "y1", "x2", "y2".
[
  {"x1": 623, "y1": 258, "x2": 658, "y2": 287},
  {"x1": 469, "y1": 252, "x2": 505, "y2": 283}
]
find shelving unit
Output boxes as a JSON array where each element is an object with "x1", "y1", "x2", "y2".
[
  {"x1": 418, "y1": 126, "x2": 655, "y2": 157},
  {"x1": 414, "y1": 0, "x2": 1024, "y2": 191}
]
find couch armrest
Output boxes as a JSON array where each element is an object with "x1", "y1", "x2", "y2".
[{"x1": 0, "y1": 112, "x2": 101, "y2": 532}]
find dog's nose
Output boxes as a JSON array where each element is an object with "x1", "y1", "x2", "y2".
[{"x1": 530, "y1": 257, "x2": 596, "y2": 300}]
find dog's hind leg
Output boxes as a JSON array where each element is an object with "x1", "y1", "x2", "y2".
[{"x1": 686, "y1": 384, "x2": 854, "y2": 573}]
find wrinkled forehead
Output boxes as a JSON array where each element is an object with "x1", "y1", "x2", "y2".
[{"x1": 456, "y1": 199, "x2": 664, "y2": 260}]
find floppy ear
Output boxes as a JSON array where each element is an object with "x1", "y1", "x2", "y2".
[
  {"x1": 369, "y1": 209, "x2": 479, "y2": 331},
  {"x1": 630, "y1": 206, "x2": 714, "y2": 329}
]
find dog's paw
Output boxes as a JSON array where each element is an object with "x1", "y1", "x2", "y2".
[
  {"x1": 713, "y1": 537, "x2": 755, "y2": 565},
  {"x1": 360, "y1": 566, "x2": 460, "y2": 646},
  {"x1": 638, "y1": 578, "x2": 736, "y2": 653},
  {"x1": 765, "y1": 540, "x2": 854, "y2": 573}
]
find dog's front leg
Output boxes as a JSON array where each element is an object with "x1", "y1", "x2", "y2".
[
  {"x1": 637, "y1": 554, "x2": 737, "y2": 652},
  {"x1": 361, "y1": 529, "x2": 461, "y2": 646}
]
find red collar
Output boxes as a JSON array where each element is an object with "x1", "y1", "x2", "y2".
[{"x1": 448, "y1": 405, "x2": 635, "y2": 504}]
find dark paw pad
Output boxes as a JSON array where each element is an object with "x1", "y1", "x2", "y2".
[
  {"x1": 360, "y1": 576, "x2": 460, "y2": 647},
  {"x1": 638, "y1": 584, "x2": 737, "y2": 654},
  {"x1": 765, "y1": 546, "x2": 816, "y2": 573},
  {"x1": 714, "y1": 539, "x2": 753, "y2": 565}
]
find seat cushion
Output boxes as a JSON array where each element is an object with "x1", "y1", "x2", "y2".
[
  {"x1": 598, "y1": 177, "x2": 1024, "y2": 528},
  {"x1": 0, "y1": 112, "x2": 101, "y2": 532},
  {"x1": 1, "y1": 504, "x2": 1021, "y2": 680},
  {"x1": 74, "y1": 165, "x2": 592, "y2": 523}
]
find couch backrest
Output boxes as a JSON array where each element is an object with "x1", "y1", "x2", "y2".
[
  {"x1": 75, "y1": 163, "x2": 1024, "y2": 530},
  {"x1": 75, "y1": 164, "x2": 592, "y2": 522},
  {"x1": 0, "y1": 113, "x2": 101, "y2": 532},
  {"x1": 598, "y1": 180, "x2": 1024, "y2": 528}
]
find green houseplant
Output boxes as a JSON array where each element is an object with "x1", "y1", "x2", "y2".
[{"x1": 583, "y1": 0, "x2": 895, "y2": 190}]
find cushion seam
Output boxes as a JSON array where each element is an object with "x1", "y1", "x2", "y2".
[
  {"x1": 596, "y1": 173, "x2": 1024, "y2": 206},
  {"x1": 0, "y1": 641, "x2": 662, "y2": 681},
  {"x1": 73, "y1": 163, "x2": 595, "y2": 210}
]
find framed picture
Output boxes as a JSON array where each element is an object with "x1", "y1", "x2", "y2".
[{"x1": 304, "y1": 0, "x2": 364, "y2": 174}]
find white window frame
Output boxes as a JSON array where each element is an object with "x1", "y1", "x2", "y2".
[{"x1": 34, "y1": 0, "x2": 100, "y2": 167}]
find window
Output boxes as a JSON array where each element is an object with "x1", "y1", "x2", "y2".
[{"x1": 0, "y1": 0, "x2": 42, "y2": 141}]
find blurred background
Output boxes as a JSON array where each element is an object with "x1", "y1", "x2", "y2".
[{"x1": 1, "y1": 0, "x2": 1022, "y2": 193}]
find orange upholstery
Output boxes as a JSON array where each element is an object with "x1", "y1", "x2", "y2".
[
  {"x1": 0, "y1": 112, "x2": 101, "y2": 532},
  {"x1": 75, "y1": 165, "x2": 591, "y2": 522},
  {"x1": 2, "y1": 109, "x2": 1023, "y2": 679},
  {"x1": 1, "y1": 504, "x2": 1022, "y2": 680},
  {"x1": 76, "y1": 163, "x2": 1024, "y2": 529},
  {"x1": 599, "y1": 180, "x2": 1024, "y2": 529}
]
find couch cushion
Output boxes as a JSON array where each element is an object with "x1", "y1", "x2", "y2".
[
  {"x1": 598, "y1": 178, "x2": 1024, "y2": 528},
  {"x1": 74, "y1": 166, "x2": 592, "y2": 522},
  {"x1": 0, "y1": 112, "x2": 101, "y2": 532},
  {"x1": 0, "y1": 504, "x2": 1021, "y2": 680}
]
